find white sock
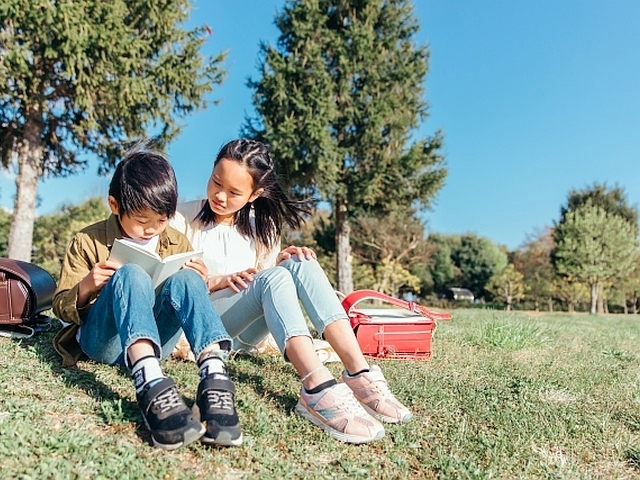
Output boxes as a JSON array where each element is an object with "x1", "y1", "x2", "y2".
[
  {"x1": 199, "y1": 356, "x2": 225, "y2": 380},
  {"x1": 131, "y1": 355, "x2": 165, "y2": 393}
]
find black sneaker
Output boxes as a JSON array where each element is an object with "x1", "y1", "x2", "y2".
[
  {"x1": 194, "y1": 373, "x2": 243, "y2": 446},
  {"x1": 137, "y1": 377, "x2": 205, "y2": 450}
]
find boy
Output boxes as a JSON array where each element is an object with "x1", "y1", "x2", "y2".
[{"x1": 53, "y1": 146, "x2": 242, "y2": 450}]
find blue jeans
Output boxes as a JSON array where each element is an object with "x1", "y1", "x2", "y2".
[
  {"x1": 210, "y1": 257, "x2": 347, "y2": 354},
  {"x1": 79, "y1": 264, "x2": 231, "y2": 367}
]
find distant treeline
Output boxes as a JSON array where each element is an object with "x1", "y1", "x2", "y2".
[{"x1": 7, "y1": 182, "x2": 639, "y2": 315}]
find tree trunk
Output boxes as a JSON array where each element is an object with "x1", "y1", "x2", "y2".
[
  {"x1": 548, "y1": 297, "x2": 554, "y2": 312},
  {"x1": 589, "y1": 282, "x2": 598, "y2": 315},
  {"x1": 597, "y1": 296, "x2": 605, "y2": 314},
  {"x1": 8, "y1": 114, "x2": 44, "y2": 262},
  {"x1": 335, "y1": 200, "x2": 353, "y2": 294}
]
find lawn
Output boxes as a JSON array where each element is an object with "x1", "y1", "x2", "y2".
[{"x1": 2, "y1": 309, "x2": 640, "y2": 479}]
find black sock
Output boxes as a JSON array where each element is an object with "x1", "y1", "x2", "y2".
[
  {"x1": 347, "y1": 368, "x2": 370, "y2": 377},
  {"x1": 305, "y1": 379, "x2": 337, "y2": 395}
]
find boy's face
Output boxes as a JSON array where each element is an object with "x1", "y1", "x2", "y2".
[{"x1": 108, "y1": 196, "x2": 169, "y2": 242}]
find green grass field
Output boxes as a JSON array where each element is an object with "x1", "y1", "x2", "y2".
[{"x1": 2, "y1": 309, "x2": 640, "y2": 479}]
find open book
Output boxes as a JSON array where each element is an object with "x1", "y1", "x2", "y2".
[{"x1": 109, "y1": 238, "x2": 204, "y2": 291}]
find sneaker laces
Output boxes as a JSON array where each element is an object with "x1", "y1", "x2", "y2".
[
  {"x1": 205, "y1": 389, "x2": 234, "y2": 411},
  {"x1": 151, "y1": 387, "x2": 184, "y2": 414},
  {"x1": 368, "y1": 371, "x2": 395, "y2": 399},
  {"x1": 332, "y1": 384, "x2": 369, "y2": 416}
]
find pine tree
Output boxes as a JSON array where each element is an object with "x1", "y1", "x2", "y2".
[
  {"x1": 243, "y1": 0, "x2": 446, "y2": 293},
  {"x1": 0, "y1": 0, "x2": 225, "y2": 260}
]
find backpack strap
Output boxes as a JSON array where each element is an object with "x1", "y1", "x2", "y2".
[{"x1": 341, "y1": 289, "x2": 451, "y2": 321}]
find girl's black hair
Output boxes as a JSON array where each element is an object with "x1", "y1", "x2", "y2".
[
  {"x1": 109, "y1": 145, "x2": 178, "y2": 218},
  {"x1": 195, "y1": 139, "x2": 310, "y2": 250}
]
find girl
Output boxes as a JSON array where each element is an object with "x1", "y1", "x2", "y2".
[{"x1": 171, "y1": 139, "x2": 411, "y2": 444}]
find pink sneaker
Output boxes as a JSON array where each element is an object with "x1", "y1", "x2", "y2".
[
  {"x1": 294, "y1": 383, "x2": 385, "y2": 444},
  {"x1": 342, "y1": 365, "x2": 412, "y2": 423}
]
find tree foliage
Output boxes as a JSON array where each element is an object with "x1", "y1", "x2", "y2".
[
  {"x1": 0, "y1": 207, "x2": 11, "y2": 256},
  {"x1": 425, "y1": 234, "x2": 457, "y2": 294},
  {"x1": 0, "y1": 0, "x2": 225, "y2": 260},
  {"x1": 351, "y1": 212, "x2": 429, "y2": 296},
  {"x1": 32, "y1": 197, "x2": 109, "y2": 277},
  {"x1": 512, "y1": 227, "x2": 555, "y2": 311},
  {"x1": 611, "y1": 256, "x2": 640, "y2": 314},
  {"x1": 552, "y1": 276, "x2": 589, "y2": 313},
  {"x1": 452, "y1": 234, "x2": 508, "y2": 298},
  {"x1": 486, "y1": 264, "x2": 526, "y2": 311},
  {"x1": 560, "y1": 182, "x2": 638, "y2": 232},
  {"x1": 243, "y1": 0, "x2": 446, "y2": 293},
  {"x1": 425, "y1": 233, "x2": 507, "y2": 299},
  {"x1": 553, "y1": 202, "x2": 639, "y2": 314}
]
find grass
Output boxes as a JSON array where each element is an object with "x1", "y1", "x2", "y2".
[{"x1": 2, "y1": 309, "x2": 640, "y2": 479}]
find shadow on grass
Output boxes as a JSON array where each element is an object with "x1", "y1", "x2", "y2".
[
  {"x1": 12, "y1": 321, "x2": 151, "y2": 445},
  {"x1": 227, "y1": 353, "x2": 299, "y2": 413},
  {"x1": 624, "y1": 447, "x2": 640, "y2": 471}
]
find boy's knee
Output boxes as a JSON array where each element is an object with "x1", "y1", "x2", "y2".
[
  {"x1": 165, "y1": 268, "x2": 202, "y2": 289},
  {"x1": 113, "y1": 263, "x2": 151, "y2": 283}
]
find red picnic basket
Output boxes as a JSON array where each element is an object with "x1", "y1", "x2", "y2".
[{"x1": 341, "y1": 290, "x2": 451, "y2": 360}]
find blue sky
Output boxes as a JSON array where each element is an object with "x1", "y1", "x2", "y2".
[{"x1": 2, "y1": 0, "x2": 639, "y2": 250}]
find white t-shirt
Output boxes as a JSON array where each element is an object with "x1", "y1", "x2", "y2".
[{"x1": 170, "y1": 200, "x2": 279, "y2": 275}]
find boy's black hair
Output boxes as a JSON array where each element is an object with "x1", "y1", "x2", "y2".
[
  {"x1": 108, "y1": 145, "x2": 178, "y2": 218},
  {"x1": 196, "y1": 139, "x2": 310, "y2": 250}
]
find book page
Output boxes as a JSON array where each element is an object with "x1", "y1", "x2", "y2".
[
  {"x1": 109, "y1": 238, "x2": 161, "y2": 277},
  {"x1": 152, "y1": 251, "x2": 204, "y2": 290}
]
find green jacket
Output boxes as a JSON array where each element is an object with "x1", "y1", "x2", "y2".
[{"x1": 53, "y1": 214, "x2": 193, "y2": 366}]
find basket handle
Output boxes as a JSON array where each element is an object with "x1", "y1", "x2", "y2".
[{"x1": 340, "y1": 289, "x2": 451, "y2": 321}]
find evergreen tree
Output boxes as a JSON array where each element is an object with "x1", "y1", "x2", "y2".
[
  {"x1": 0, "y1": 0, "x2": 225, "y2": 260},
  {"x1": 243, "y1": 0, "x2": 446, "y2": 293},
  {"x1": 561, "y1": 182, "x2": 638, "y2": 231}
]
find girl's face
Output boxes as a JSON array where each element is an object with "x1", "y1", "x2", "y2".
[{"x1": 206, "y1": 158, "x2": 263, "y2": 225}]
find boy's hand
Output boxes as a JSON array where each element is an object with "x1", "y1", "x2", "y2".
[
  {"x1": 277, "y1": 245, "x2": 316, "y2": 264},
  {"x1": 77, "y1": 260, "x2": 120, "y2": 308},
  {"x1": 209, "y1": 268, "x2": 258, "y2": 293},
  {"x1": 183, "y1": 257, "x2": 209, "y2": 283}
]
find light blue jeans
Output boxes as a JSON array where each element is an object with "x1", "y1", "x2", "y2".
[
  {"x1": 210, "y1": 257, "x2": 347, "y2": 355},
  {"x1": 79, "y1": 264, "x2": 232, "y2": 367}
]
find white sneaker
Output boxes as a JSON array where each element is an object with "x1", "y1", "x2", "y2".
[{"x1": 295, "y1": 383, "x2": 385, "y2": 444}]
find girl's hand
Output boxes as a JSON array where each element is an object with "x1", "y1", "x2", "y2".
[
  {"x1": 209, "y1": 268, "x2": 259, "y2": 293},
  {"x1": 183, "y1": 257, "x2": 209, "y2": 283},
  {"x1": 277, "y1": 245, "x2": 316, "y2": 264},
  {"x1": 77, "y1": 260, "x2": 120, "y2": 307}
]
